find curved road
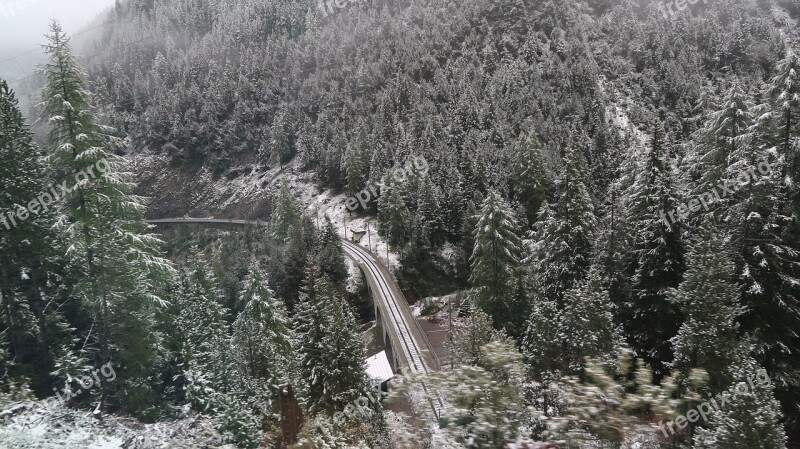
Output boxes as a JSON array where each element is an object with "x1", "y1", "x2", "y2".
[{"x1": 147, "y1": 218, "x2": 443, "y2": 420}]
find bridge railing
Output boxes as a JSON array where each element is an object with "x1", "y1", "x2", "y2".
[{"x1": 392, "y1": 276, "x2": 443, "y2": 371}]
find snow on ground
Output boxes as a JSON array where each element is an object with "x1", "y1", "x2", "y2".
[
  {"x1": 0, "y1": 400, "x2": 233, "y2": 449},
  {"x1": 131, "y1": 145, "x2": 403, "y2": 271},
  {"x1": 272, "y1": 167, "x2": 402, "y2": 272},
  {"x1": 598, "y1": 76, "x2": 649, "y2": 148}
]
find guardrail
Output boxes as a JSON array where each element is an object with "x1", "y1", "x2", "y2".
[{"x1": 392, "y1": 273, "x2": 443, "y2": 371}]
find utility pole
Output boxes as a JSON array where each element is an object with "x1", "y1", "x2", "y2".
[
  {"x1": 367, "y1": 222, "x2": 372, "y2": 252},
  {"x1": 448, "y1": 294, "x2": 454, "y2": 370}
]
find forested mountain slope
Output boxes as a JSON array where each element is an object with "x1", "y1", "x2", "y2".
[
  {"x1": 2, "y1": 0, "x2": 800, "y2": 446},
  {"x1": 85, "y1": 0, "x2": 800, "y2": 435}
]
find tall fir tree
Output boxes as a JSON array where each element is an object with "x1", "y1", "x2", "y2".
[
  {"x1": 766, "y1": 49, "x2": 800, "y2": 178},
  {"x1": 693, "y1": 357, "x2": 787, "y2": 449},
  {"x1": 668, "y1": 222, "x2": 744, "y2": 394},
  {"x1": 623, "y1": 123, "x2": 684, "y2": 377},
  {"x1": 164, "y1": 254, "x2": 230, "y2": 411},
  {"x1": 526, "y1": 148, "x2": 596, "y2": 305},
  {"x1": 42, "y1": 21, "x2": 173, "y2": 411},
  {"x1": 469, "y1": 189, "x2": 522, "y2": 330},
  {"x1": 511, "y1": 132, "x2": 547, "y2": 227},
  {"x1": 316, "y1": 216, "x2": 348, "y2": 286},
  {"x1": 271, "y1": 180, "x2": 299, "y2": 244},
  {"x1": 343, "y1": 126, "x2": 370, "y2": 203},
  {"x1": 523, "y1": 268, "x2": 620, "y2": 378},
  {"x1": 0, "y1": 79, "x2": 70, "y2": 395},
  {"x1": 688, "y1": 82, "x2": 757, "y2": 208},
  {"x1": 377, "y1": 176, "x2": 409, "y2": 246},
  {"x1": 231, "y1": 266, "x2": 293, "y2": 422},
  {"x1": 293, "y1": 273, "x2": 369, "y2": 416},
  {"x1": 724, "y1": 112, "x2": 800, "y2": 413}
]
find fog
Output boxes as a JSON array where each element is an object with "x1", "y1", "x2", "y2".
[{"x1": 0, "y1": 0, "x2": 116, "y2": 59}]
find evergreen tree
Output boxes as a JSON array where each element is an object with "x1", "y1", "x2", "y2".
[
  {"x1": 231, "y1": 266, "x2": 293, "y2": 421},
  {"x1": 526, "y1": 148, "x2": 596, "y2": 305},
  {"x1": 397, "y1": 340, "x2": 527, "y2": 449},
  {"x1": 281, "y1": 216, "x2": 316, "y2": 312},
  {"x1": 669, "y1": 222, "x2": 744, "y2": 393},
  {"x1": 521, "y1": 289, "x2": 562, "y2": 380},
  {"x1": 294, "y1": 274, "x2": 369, "y2": 416},
  {"x1": 623, "y1": 124, "x2": 684, "y2": 377},
  {"x1": 523, "y1": 268, "x2": 620, "y2": 378},
  {"x1": 377, "y1": 176, "x2": 408, "y2": 246},
  {"x1": 271, "y1": 180, "x2": 298, "y2": 244},
  {"x1": 343, "y1": 126, "x2": 370, "y2": 202},
  {"x1": 316, "y1": 216, "x2": 348, "y2": 286},
  {"x1": 41, "y1": 21, "x2": 173, "y2": 412},
  {"x1": 766, "y1": 49, "x2": 800, "y2": 175},
  {"x1": 165, "y1": 255, "x2": 230, "y2": 411},
  {"x1": 469, "y1": 190, "x2": 522, "y2": 329},
  {"x1": 444, "y1": 309, "x2": 506, "y2": 368},
  {"x1": 689, "y1": 82, "x2": 757, "y2": 205},
  {"x1": 724, "y1": 117, "x2": 800, "y2": 411},
  {"x1": 269, "y1": 108, "x2": 294, "y2": 167},
  {"x1": 694, "y1": 357, "x2": 787, "y2": 449},
  {"x1": 0, "y1": 79, "x2": 69, "y2": 395},
  {"x1": 511, "y1": 132, "x2": 547, "y2": 226},
  {"x1": 558, "y1": 269, "x2": 621, "y2": 373}
]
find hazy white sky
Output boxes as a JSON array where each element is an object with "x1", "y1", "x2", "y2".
[{"x1": 0, "y1": 0, "x2": 116, "y2": 56}]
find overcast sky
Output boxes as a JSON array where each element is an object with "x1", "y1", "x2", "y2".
[{"x1": 0, "y1": 0, "x2": 116, "y2": 57}]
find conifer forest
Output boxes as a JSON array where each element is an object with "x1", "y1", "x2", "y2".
[{"x1": 1, "y1": 0, "x2": 800, "y2": 447}]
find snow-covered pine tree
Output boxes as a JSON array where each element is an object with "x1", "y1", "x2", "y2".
[
  {"x1": 469, "y1": 189, "x2": 522, "y2": 329},
  {"x1": 668, "y1": 221, "x2": 744, "y2": 394},
  {"x1": 623, "y1": 123, "x2": 684, "y2": 377},
  {"x1": 281, "y1": 216, "x2": 316, "y2": 312},
  {"x1": 344, "y1": 126, "x2": 370, "y2": 204},
  {"x1": 558, "y1": 268, "x2": 621, "y2": 373},
  {"x1": 231, "y1": 266, "x2": 293, "y2": 422},
  {"x1": 271, "y1": 180, "x2": 299, "y2": 244},
  {"x1": 377, "y1": 175, "x2": 409, "y2": 246},
  {"x1": 270, "y1": 107, "x2": 294, "y2": 168},
  {"x1": 41, "y1": 21, "x2": 174, "y2": 412},
  {"x1": 436, "y1": 153, "x2": 466, "y2": 240},
  {"x1": 294, "y1": 273, "x2": 369, "y2": 416},
  {"x1": 511, "y1": 132, "x2": 547, "y2": 227},
  {"x1": 764, "y1": 49, "x2": 800, "y2": 246},
  {"x1": 165, "y1": 254, "x2": 230, "y2": 412},
  {"x1": 693, "y1": 357, "x2": 787, "y2": 449},
  {"x1": 401, "y1": 340, "x2": 526, "y2": 449},
  {"x1": 0, "y1": 79, "x2": 71, "y2": 395},
  {"x1": 444, "y1": 309, "x2": 506, "y2": 367},
  {"x1": 316, "y1": 216, "x2": 348, "y2": 285},
  {"x1": 724, "y1": 105, "x2": 800, "y2": 412},
  {"x1": 405, "y1": 163, "x2": 440, "y2": 247},
  {"x1": 689, "y1": 82, "x2": 757, "y2": 207},
  {"x1": 526, "y1": 147, "x2": 596, "y2": 305},
  {"x1": 765, "y1": 49, "x2": 799, "y2": 176},
  {"x1": 523, "y1": 267, "x2": 620, "y2": 378}
]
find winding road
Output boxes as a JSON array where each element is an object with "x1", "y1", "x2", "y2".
[{"x1": 147, "y1": 217, "x2": 444, "y2": 420}]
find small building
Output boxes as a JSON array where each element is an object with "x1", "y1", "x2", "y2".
[
  {"x1": 350, "y1": 229, "x2": 367, "y2": 243},
  {"x1": 365, "y1": 350, "x2": 394, "y2": 392}
]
